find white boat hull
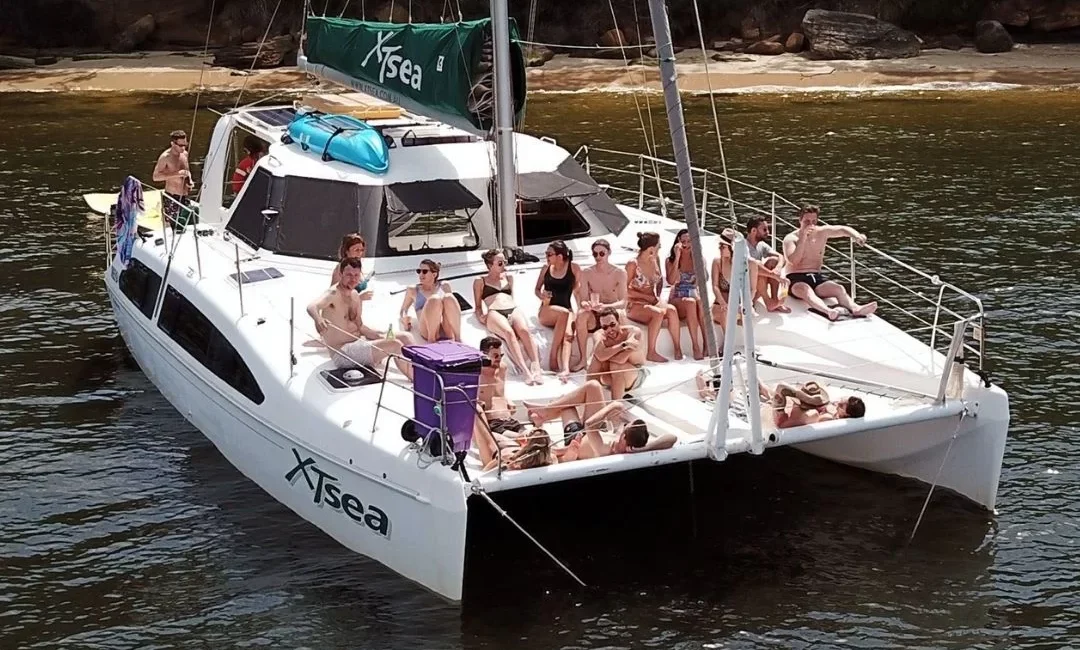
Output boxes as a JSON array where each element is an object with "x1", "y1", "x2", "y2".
[
  {"x1": 793, "y1": 384, "x2": 1009, "y2": 511},
  {"x1": 108, "y1": 289, "x2": 470, "y2": 600}
]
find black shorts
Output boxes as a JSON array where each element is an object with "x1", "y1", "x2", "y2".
[
  {"x1": 488, "y1": 417, "x2": 525, "y2": 435},
  {"x1": 563, "y1": 421, "x2": 585, "y2": 445},
  {"x1": 787, "y1": 272, "x2": 829, "y2": 291}
]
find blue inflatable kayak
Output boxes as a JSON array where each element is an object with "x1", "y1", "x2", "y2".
[{"x1": 285, "y1": 112, "x2": 390, "y2": 174}]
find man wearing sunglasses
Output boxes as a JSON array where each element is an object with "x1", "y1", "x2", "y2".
[
  {"x1": 572, "y1": 239, "x2": 628, "y2": 372},
  {"x1": 152, "y1": 129, "x2": 195, "y2": 228},
  {"x1": 587, "y1": 307, "x2": 645, "y2": 400}
]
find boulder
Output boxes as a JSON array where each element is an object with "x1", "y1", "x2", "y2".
[
  {"x1": 784, "y1": 32, "x2": 805, "y2": 52},
  {"x1": 1029, "y1": 0, "x2": 1080, "y2": 31},
  {"x1": 525, "y1": 45, "x2": 554, "y2": 67},
  {"x1": 801, "y1": 9, "x2": 920, "y2": 60},
  {"x1": 110, "y1": 13, "x2": 156, "y2": 53},
  {"x1": 746, "y1": 40, "x2": 786, "y2": 55},
  {"x1": 974, "y1": 20, "x2": 1014, "y2": 53},
  {"x1": 984, "y1": 0, "x2": 1031, "y2": 27},
  {"x1": 599, "y1": 28, "x2": 627, "y2": 47},
  {"x1": 0, "y1": 54, "x2": 37, "y2": 70},
  {"x1": 375, "y1": 2, "x2": 409, "y2": 23},
  {"x1": 939, "y1": 34, "x2": 965, "y2": 50},
  {"x1": 212, "y1": 34, "x2": 296, "y2": 69},
  {"x1": 713, "y1": 39, "x2": 744, "y2": 53},
  {"x1": 740, "y1": 17, "x2": 760, "y2": 41}
]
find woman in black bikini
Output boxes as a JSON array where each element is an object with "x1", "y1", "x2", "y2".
[
  {"x1": 534, "y1": 240, "x2": 582, "y2": 381},
  {"x1": 473, "y1": 249, "x2": 543, "y2": 385}
]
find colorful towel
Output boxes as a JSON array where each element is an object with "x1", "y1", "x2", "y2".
[{"x1": 114, "y1": 176, "x2": 143, "y2": 269}]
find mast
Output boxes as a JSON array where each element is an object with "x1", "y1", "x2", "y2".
[
  {"x1": 490, "y1": 0, "x2": 519, "y2": 249},
  {"x1": 644, "y1": 0, "x2": 719, "y2": 360}
]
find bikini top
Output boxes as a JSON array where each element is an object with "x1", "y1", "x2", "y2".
[
  {"x1": 629, "y1": 261, "x2": 659, "y2": 291},
  {"x1": 542, "y1": 265, "x2": 575, "y2": 309},
  {"x1": 481, "y1": 279, "x2": 513, "y2": 301}
]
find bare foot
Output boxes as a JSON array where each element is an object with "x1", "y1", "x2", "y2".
[
  {"x1": 692, "y1": 346, "x2": 704, "y2": 361},
  {"x1": 646, "y1": 352, "x2": 669, "y2": 363},
  {"x1": 674, "y1": 348, "x2": 685, "y2": 361},
  {"x1": 853, "y1": 301, "x2": 878, "y2": 317},
  {"x1": 825, "y1": 308, "x2": 841, "y2": 321},
  {"x1": 527, "y1": 408, "x2": 545, "y2": 427},
  {"x1": 557, "y1": 370, "x2": 570, "y2": 384},
  {"x1": 766, "y1": 299, "x2": 791, "y2": 313},
  {"x1": 562, "y1": 438, "x2": 582, "y2": 462},
  {"x1": 570, "y1": 359, "x2": 587, "y2": 372}
]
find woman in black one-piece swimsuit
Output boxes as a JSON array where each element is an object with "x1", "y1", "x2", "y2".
[{"x1": 534, "y1": 240, "x2": 581, "y2": 381}]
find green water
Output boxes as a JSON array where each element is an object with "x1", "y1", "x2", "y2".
[{"x1": 1, "y1": 89, "x2": 1078, "y2": 648}]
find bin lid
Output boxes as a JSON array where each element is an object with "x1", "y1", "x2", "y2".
[{"x1": 403, "y1": 341, "x2": 482, "y2": 369}]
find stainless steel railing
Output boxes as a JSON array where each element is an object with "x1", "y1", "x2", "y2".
[{"x1": 574, "y1": 145, "x2": 987, "y2": 370}]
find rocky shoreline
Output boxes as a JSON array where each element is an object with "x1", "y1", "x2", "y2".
[{"x1": 3, "y1": 42, "x2": 1080, "y2": 94}]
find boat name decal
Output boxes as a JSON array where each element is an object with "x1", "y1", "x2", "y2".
[
  {"x1": 360, "y1": 31, "x2": 424, "y2": 91},
  {"x1": 285, "y1": 449, "x2": 391, "y2": 538}
]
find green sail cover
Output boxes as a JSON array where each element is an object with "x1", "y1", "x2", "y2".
[{"x1": 304, "y1": 16, "x2": 526, "y2": 132}]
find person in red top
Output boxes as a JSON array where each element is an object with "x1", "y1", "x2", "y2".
[{"x1": 231, "y1": 136, "x2": 266, "y2": 193}]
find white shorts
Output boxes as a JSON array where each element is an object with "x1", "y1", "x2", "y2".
[{"x1": 334, "y1": 339, "x2": 376, "y2": 368}]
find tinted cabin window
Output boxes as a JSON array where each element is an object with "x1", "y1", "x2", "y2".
[
  {"x1": 118, "y1": 259, "x2": 162, "y2": 318},
  {"x1": 517, "y1": 197, "x2": 591, "y2": 246},
  {"x1": 269, "y1": 176, "x2": 369, "y2": 260},
  {"x1": 226, "y1": 167, "x2": 273, "y2": 249},
  {"x1": 384, "y1": 180, "x2": 481, "y2": 254},
  {"x1": 157, "y1": 287, "x2": 265, "y2": 404}
]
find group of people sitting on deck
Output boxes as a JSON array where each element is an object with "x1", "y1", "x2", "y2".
[{"x1": 460, "y1": 204, "x2": 877, "y2": 390}]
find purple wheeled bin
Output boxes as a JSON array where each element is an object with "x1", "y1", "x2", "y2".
[{"x1": 402, "y1": 341, "x2": 483, "y2": 453}]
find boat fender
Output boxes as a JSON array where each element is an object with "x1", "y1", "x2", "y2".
[{"x1": 976, "y1": 368, "x2": 992, "y2": 388}]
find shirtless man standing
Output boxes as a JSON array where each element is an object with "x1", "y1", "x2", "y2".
[
  {"x1": 152, "y1": 130, "x2": 195, "y2": 227},
  {"x1": 587, "y1": 307, "x2": 645, "y2": 400},
  {"x1": 782, "y1": 205, "x2": 877, "y2": 320},
  {"x1": 307, "y1": 257, "x2": 412, "y2": 377},
  {"x1": 572, "y1": 239, "x2": 628, "y2": 372}
]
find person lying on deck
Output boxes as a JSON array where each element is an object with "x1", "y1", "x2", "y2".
[
  {"x1": 781, "y1": 205, "x2": 877, "y2": 321},
  {"x1": 587, "y1": 307, "x2": 645, "y2": 400},
  {"x1": 770, "y1": 381, "x2": 866, "y2": 428},
  {"x1": 523, "y1": 379, "x2": 677, "y2": 462},
  {"x1": 307, "y1": 257, "x2": 412, "y2": 379}
]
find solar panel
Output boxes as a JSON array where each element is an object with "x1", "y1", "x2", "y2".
[
  {"x1": 246, "y1": 107, "x2": 297, "y2": 128},
  {"x1": 230, "y1": 267, "x2": 285, "y2": 285}
]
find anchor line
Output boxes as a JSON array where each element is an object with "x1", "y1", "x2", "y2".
[
  {"x1": 473, "y1": 487, "x2": 587, "y2": 588},
  {"x1": 908, "y1": 406, "x2": 969, "y2": 543}
]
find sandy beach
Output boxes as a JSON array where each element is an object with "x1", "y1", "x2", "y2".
[{"x1": 2, "y1": 43, "x2": 1080, "y2": 94}]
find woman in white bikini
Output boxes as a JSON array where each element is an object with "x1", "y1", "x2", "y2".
[
  {"x1": 473, "y1": 249, "x2": 543, "y2": 385},
  {"x1": 398, "y1": 259, "x2": 462, "y2": 342},
  {"x1": 665, "y1": 229, "x2": 708, "y2": 360},
  {"x1": 626, "y1": 232, "x2": 682, "y2": 362}
]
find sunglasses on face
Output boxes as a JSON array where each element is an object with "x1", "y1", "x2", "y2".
[
  {"x1": 592, "y1": 250, "x2": 607, "y2": 258},
  {"x1": 495, "y1": 260, "x2": 505, "y2": 267},
  {"x1": 416, "y1": 268, "x2": 432, "y2": 275}
]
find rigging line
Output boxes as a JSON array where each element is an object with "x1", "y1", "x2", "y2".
[
  {"x1": 908, "y1": 408, "x2": 967, "y2": 543},
  {"x1": 689, "y1": 0, "x2": 736, "y2": 226},
  {"x1": 233, "y1": 0, "x2": 285, "y2": 110},
  {"x1": 628, "y1": 0, "x2": 666, "y2": 204},
  {"x1": 603, "y1": 0, "x2": 660, "y2": 187},
  {"x1": 338, "y1": 0, "x2": 351, "y2": 18},
  {"x1": 188, "y1": 0, "x2": 218, "y2": 158}
]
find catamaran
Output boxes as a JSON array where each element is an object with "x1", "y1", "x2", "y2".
[{"x1": 97, "y1": 0, "x2": 1009, "y2": 601}]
